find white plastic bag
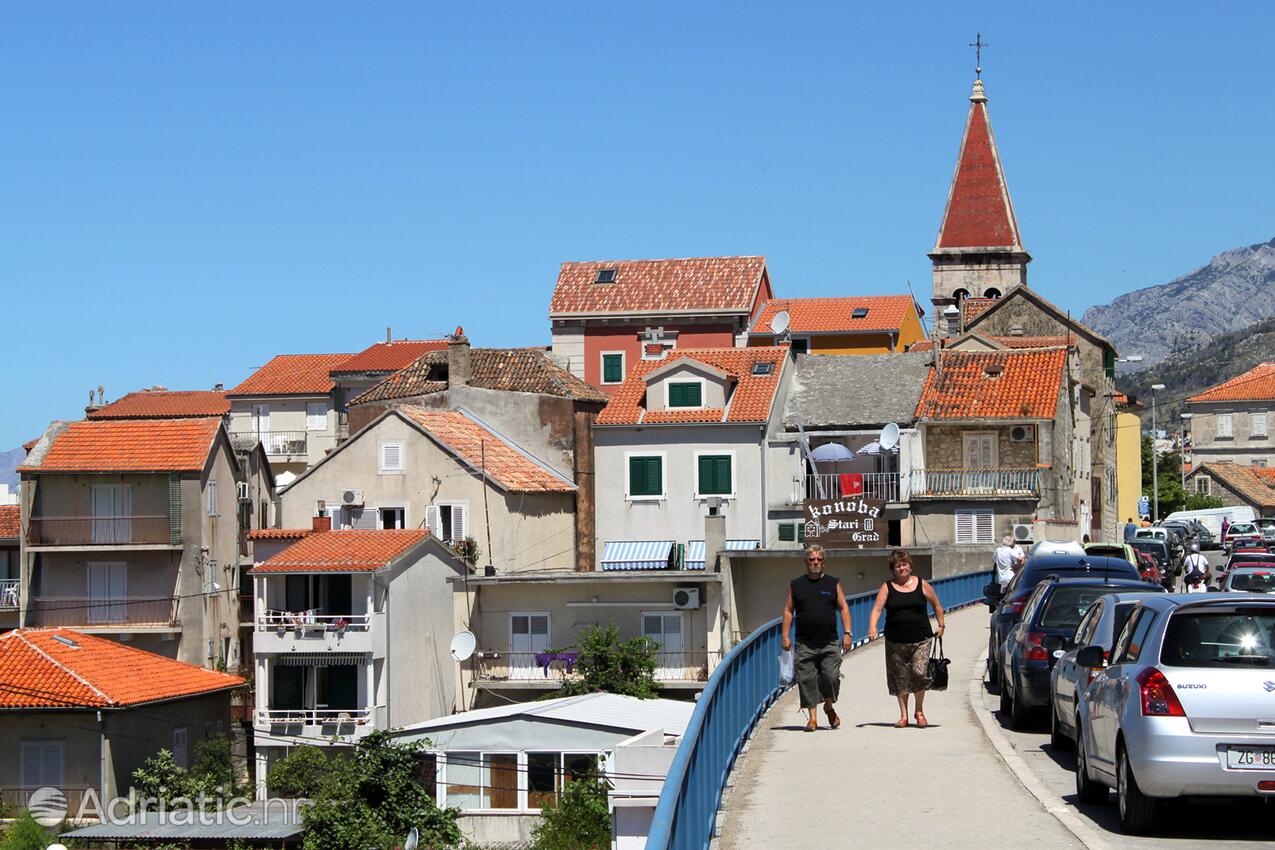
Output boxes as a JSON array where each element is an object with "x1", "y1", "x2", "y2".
[{"x1": 778, "y1": 648, "x2": 796, "y2": 686}]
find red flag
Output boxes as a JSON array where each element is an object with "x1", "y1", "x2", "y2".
[{"x1": 839, "y1": 473, "x2": 864, "y2": 496}]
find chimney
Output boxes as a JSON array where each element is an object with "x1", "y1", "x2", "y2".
[
  {"x1": 942, "y1": 305, "x2": 961, "y2": 337},
  {"x1": 312, "y1": 515, "x2": 332, "y2": 532},
  {"x1": 386, "y1": 326, "x2": 392, "y2": 344},
  {"x1": 448, "y1": 325, "x2": 471, "y2": 387},
  {"x1": 212, "y1": 382, "x2": 224, "y2": 391},
  {"x1": 704, "y1": 498, "x2": 726, "y2": 573}
]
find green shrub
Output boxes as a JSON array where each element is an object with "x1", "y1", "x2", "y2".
[{"x1": 530, "y1": 773, "x2": 611, "y2": 850}]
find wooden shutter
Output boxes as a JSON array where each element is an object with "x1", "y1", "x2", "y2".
[
  {"x1": 698, "y1": 455, "x2": 731, "y2": 495},
  {"x1": 955, "y1": 510, "x2": 976, "y2": 544},
  {"x1": 963, "y1": 434, "x2": 996, "y2": 469},
  {"x1": 778, "y1": 522, "x2": 795, "y2": 542},
  {"x1": 425, "y1": 505, "x2": 442, "y2": 539},
  {"x1": 975, "y1": 510, "x2": 995, "y2": 544},
  {"x1": 1254, "y1": 413, "x2": 1268, "y2": 437},
  {"x1": 629, "y1": 456, "x2": 662, "y2": 497},
  {"x1": 172, "y1": 728, "x2": 188, "y2": 768},
  {"x1": 642, "y1": 614, "x2": 664, "y2": 647},
  {"x1": 669, "y1": 382, "x2": 702, "y2": 408},
  {"x1": 352, "y1": 507, "x2": 377, "y2": 530},
  {"x1": 449, "y1": 505, "x2": 467, "y2": 542},
  {"x1": 603, "y1": 354, "x2": 623, "y2": 383},
  {"x1": 1218, "y1": 414, "x2": 1233, "y2": 438},
  {"x1": 168, "y1": 474, "x2": 182, "y2": 545}
]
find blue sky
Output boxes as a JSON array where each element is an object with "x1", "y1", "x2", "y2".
[{"x1": 4, "y1": 3, "x2": 1274, "y2": 448}]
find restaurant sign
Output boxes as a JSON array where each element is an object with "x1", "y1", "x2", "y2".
[{"x1": 803, "y1": 497, "x2": 884, "y2": 546}]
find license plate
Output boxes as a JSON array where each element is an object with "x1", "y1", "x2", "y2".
[{"x1": 1226, "y1": 747, "x2": 1275, "y2": 770}]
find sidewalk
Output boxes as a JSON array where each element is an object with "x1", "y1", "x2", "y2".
[{"x1": 715, "y1": 606, "x2": 1081, "y2": 850}]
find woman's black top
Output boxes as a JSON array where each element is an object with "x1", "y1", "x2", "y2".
[
  {"x1": 883, "y1": 579, "x2": 933, "y2": 643},
  {"x1": 790, "y1": 573, "x2": 840, "y2": 646}
]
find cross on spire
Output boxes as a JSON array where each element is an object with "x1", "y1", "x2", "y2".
[{"x1": 969, "y1": 32, "x2": 988, "y2": 78}]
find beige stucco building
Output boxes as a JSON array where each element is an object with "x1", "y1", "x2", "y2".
[{"x1": 1185, "y1": 363, "x2": 1275, "y2": 468}]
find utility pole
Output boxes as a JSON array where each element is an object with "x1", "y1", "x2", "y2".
[{"x1": 1151, "y1": 384, "x2": 1166, "y2": 522}]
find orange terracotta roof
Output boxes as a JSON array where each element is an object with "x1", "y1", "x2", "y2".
[
  {"x1": 0, "y1": 628, "x2": 243, "y2": 709},
  {"x1": 19, "y1": 418, "x2": 221, "y2": 473},
  {"x1": 227, "y1": 354, "x2": 352, "y2": 397},
  {"x1": 88, "y1": 390, "x2": 230, "y2": 420},
  {"x1": 251, "y1": 529, "x2": 429, "y2": 573},
  {"x1": 962, "y1": 297, "x2": 998, "y2": 326},
  {"x1": 0, "y1": 505, "x2": 18, "y2": 539},
  {"x1": 550, "y1": 256, "x2": 767, "y2": 317},
  {"x1": 247, "y1": 528, "x2": 312, "y2": 540},
  {"x1": 916, "y1": 347, "x2": 1068, "y2": 420},
  {"x1": 1187, "y1": 363, "x2": 1275, "y2": 403},
  {"x1": 398, "y1": 407, "x2": 576, "y2": 493},
  {"x1": 331, "y1": 340, "x2": 449, "y2": 374},
  {"x1": 751, "y1": 296, "x2": 919, "y2": 335},
  {"x1": 908, "y1": 334, "x2": 1071, "y2": 353},
  {"x1": 596, "y1": 347, "x2": 788, "y2": 426},
  {"x1": 1191, "y1": 463, "x2": 1275, "y2": 511}
]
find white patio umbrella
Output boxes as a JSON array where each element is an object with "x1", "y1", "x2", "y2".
[{"x1": 808, "y1": 443, "x2": 856, "y2": 462}]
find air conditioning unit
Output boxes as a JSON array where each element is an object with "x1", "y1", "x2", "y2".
[
  {"x1": 1010, "y1": 425, "x2": 1036, "y2": 443},
  {"x1": 1012, "y1": 523, "x2": 1034, "y2": 543},
  {"x1": 672, "y1": 587, "x2": 701, "y2": 610},
  {"x1": 341, "y1": 489, "x2": 365, "y2": 507},
  {"x1": 236, "y1": 482, "x2": 250, "y2": 500}
]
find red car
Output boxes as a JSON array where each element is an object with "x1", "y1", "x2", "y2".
[{"x1": 1134, "y1": 550, "x2": 1162, "y2": 586}]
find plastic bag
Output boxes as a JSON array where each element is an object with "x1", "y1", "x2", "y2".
[{"x1": 778, "y1": 648, "x2": 796, "y2": 686}]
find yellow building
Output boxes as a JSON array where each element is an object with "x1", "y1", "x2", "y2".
[
  {"x1": 1116, "y1": 411, "x2": 1143, "y2": 522},
  {"x1": 748, "y1": 296, "x2": 926, "y2": 355}
]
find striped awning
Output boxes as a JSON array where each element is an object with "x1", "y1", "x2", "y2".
[
  {"x1": 684, "y1": 539, "x2": 761, "y2": 570},
  {"x1": 274, "y1": 652, "x2": 366, "y2": 667},
  {"x1": 600, "y1": 540, "x2": 677, "y2": 571}
]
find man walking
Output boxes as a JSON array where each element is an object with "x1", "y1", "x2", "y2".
[
  {"x1": 781, "y1": 545, "x2": 852, "y2": 732},
  {"x1": 1124, "y1": 517, "x2": 1138, "y2": 541},
  {"x1": 994, "y1": 535, "x2": 1018, "y2": 590}
]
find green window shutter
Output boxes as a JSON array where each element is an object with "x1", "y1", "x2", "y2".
[
  {"x1": 778, "y1": 522, "x2": 795, "y2": 542},
  {"x1": 603, "y1": 354, "x2": 623, "y2": 384},
  {"x1": 697, "y1": 455, "x2": 731, "y2": 495},
  {"x1": 797, "y1": 523, "x2": 806, "y2": 542},
  {"x1": 668, "y1": 382, "x2": 702, "y2": 408},
  {"x1": 629, "y1": 456, "x2": 662, "y2": 497},
  {"x1": 168, "y1": 474, "x2": 182, "y2": 545}
]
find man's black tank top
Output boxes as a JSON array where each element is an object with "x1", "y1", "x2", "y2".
[
  {"x1": 884, "y1": 579, "x2": 933, "y2": 643},
  {"x1": 790, "y1": 573, "x2": 839, "y2": 646}
]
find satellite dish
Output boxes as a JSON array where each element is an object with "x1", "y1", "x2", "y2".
[
  {"x1": 449, "y1": 630, "x2": 477, "y2": 662},
  {"x1": 404, "y1": 827, "x2": 420, "y2": 850},
  {"x1": 879, "y1": 422, "x2": 900, "y2": 451},
  {"x1": 769, "y1": 310, "x2": 790, "y2": 336}
]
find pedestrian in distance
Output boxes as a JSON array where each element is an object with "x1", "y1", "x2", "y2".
[
  {"x1": 993, "y1": 535, "x2": 1017, "y2": 590},
  {"x1": 1184, "y1": 549, "x2": 1210, "y2": 591},
  {"x1": 1222, "y1": 516, "x2": 1230, "y2": 539},
  {"x1": 867, "y1": 549, "x2": 946, "y2": 729},
  {"x1": 1124, "y1": 517, "x2": 1139, "y2": 541},
  {"x1": 1009, "y1": 537, "x2": 1027, "y2": 573},
  {"x1": 781, "y1": 545, "x2": 853, "y2": 732}
]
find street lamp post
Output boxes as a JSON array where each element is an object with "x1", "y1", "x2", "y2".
[
  {"x1": 1151, "y1": 384, "x2": 1166, "y2": 521},
  {"x1": 1180, "y1": 413, "x2": 1193, "y2": 492}
]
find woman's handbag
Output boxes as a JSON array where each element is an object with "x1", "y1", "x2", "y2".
[{"x1": 927, "y1": 636, "x2": 950, "y2": 691}]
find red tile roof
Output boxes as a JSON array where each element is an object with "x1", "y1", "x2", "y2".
[
  {"x1": 751, "y1": 296, "x2": 919, "y2": 335},
  {"x1": 1187, "y1": 363, "x2": 1275, "y2": 403},
  {"x1": 550, "y1": 256, "x2": 767, "y2": 317},
  {"x1": 88, "y1": 390, "x2": 229, "y2": 420},
  {"x1": 247, "y1": 528, "x2": 312, "y2": 540},
  {"x1": 19, "y1": 418, "x2": 221, "y2": 473},
  {"x1": 251, "y1": 529, "x2": 430, "y2": 573},
  {"x1": 228, "y1": 354, "x2": 352, "y2": 397},
  {"x1": 596, "y1": 347, "x2": 788, "y2": 426},
  {"x1": 962, "y1": 297, "x2": 998, "y2": 326},
  {"x1": 916, "y1": 347, "x2": 1068, "y2": 420},
  {"x1": 352, "y1": 348, "x2": 607, "y2": 406},
  {"x1": 398, "y1": 407, "x2": 576, "y2": 493},
  {"x1": 934, "y1": 84, "x2": 1024, "y2": 251},
  {"x1": 1191, "y1": 463, "x2": 1275, "y2": 511},
  {"x1": 0, "y1": 628, "x2": 243, "y2": 709},
  {"x1": 331, "y1": 340, "x2": 449, "y2": 374},
  {"x1": 0, "y1": 505, "x2": 18, "y2": 540},
  {"x1": 908, "y1": 334, "x2": 1071, "y2": 353}
]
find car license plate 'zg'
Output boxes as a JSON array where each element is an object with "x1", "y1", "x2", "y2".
[{"x1": 1227, "y1": 747, "x2": 1275, "y2": 770}]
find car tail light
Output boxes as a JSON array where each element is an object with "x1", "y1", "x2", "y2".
[
  {"x1": 1026, "y1": 631, "x2": 1049, "y2": 662},
  {"x1": 1258, "y1": 781, "x2": 1275, "y2": 792},
  {"x1": 1137, "y1": 667, "x2": 1186, "y2": 717},
  {"x1": 1006, "y1": 597, "x2": 1028, "y2": 615}
]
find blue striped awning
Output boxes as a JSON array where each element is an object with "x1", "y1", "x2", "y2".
[
  {"x1": 684, "y1": 539, "x2": 761, "y2": 570},
  {"x1": 600, "y1": 540, "x2": 677, "y2": 571}
]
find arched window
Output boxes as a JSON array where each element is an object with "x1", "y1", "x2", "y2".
[
  {"x1": 984, "y1": 287, "x2": 1002, "y2": 299},
  {"x1": 952, "y1": 288, "x2": 970, "y2": 303}
]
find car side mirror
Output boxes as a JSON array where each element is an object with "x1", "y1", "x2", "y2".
[
  {"x1": 1075, "y1": 645, "x2": 1106, "y2": 668},
  {"x1": 984, "y1": 582, "x2": 1003, "y2": 601}
]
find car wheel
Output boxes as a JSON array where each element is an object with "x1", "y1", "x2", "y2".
[
  {"x1": 1074, "y1": 724, "x2": 1108, "y2": 804},
  {"x1": 1050, "y1": 702, "x2": 1072, "y2": 750},
  {"x1": 999, "y1": 676, "x2": 1012, "y2": 715},
  {"x1": 1010, "y1": 673, "x2": 1031, "y2": 730},
  {"x1": 987, "y1": 636, "x2": 1000, "y2": 686},
  {"x1": 1117, "y1": 746, "x2": 1157, "y2": 834}
]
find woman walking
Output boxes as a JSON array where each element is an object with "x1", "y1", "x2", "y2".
[{"x1": 867, "y1": 549, "x2": 946, "y2": 728}]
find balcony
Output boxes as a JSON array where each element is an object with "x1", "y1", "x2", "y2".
[
  {"x1": 30, "y1": 596, "x2": 179, "y2": 629},
  {"x1": 795, "y1": 472, "x2": 901, "y2": 503},
  {"x1": 252, "y1": 609, "x2": 377, "y2": 653},
  {"x1": 472, "y1": 650, "x2": 720, "y2": 688},
  {"x1": 228, "y1": 430, "x2": 308, "y2": 457},
  {"x1": 2, "y1": 787, "x2": 94, "y2": 818},
  {"x1": 908, "y1": 468, "x2": 1041, "y2": 499},
  {"x1": 27, "y1": 515, "x2": 174, "y2": 548},
  {"x1": 256, "y1": 707, "x2": 373, "y2": 727},
  {"x1": 0, "y1": 579, "x2": 18, "y2": 609}
]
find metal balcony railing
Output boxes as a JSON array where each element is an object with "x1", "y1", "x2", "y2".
[
  {"x1": 30, "y1": 596, "x2": 179, "y2": 628},
  {"x1": 256, "y1": 707, "x2": 372, "y2": 726},
  {"x1": 472, "y1": 650, "x2": 722, "y2": 683},
  {"x1": 0, "y1": 579, "x2": 19, "y2": 609},
  {"x1": 256, "y1": 610, "x2": 371, "y2": 631},
  {"x1": 908, "y1": 468, "x2": 1041, "y2": 498},
  {"x1": 228, "y1": 430, "x2": 308, "y2": 456},
  {"x1": 2, "y1": 787, "x2": 94, "y2": 816},
  {"x1": 797, "y1": 472, "x2": 900, "y2": 503},
  {"x1": 27, "y1": 515, "x2": 173, "y2": 546}
]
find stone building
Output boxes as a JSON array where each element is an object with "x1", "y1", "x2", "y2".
[{"x1": 1185, "y1": 363, "x2": 1275, "y2": 468}]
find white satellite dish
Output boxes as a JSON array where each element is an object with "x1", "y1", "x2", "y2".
[
  {"x1": 449, "y1": 630, "x2": 477, "y2": 662},
  {"x1": 404, "y1": 827, "x2": 420, "y2": 850},
  {"x1": 770, "y1": 310, "x2": 790, "y2": 336},
  {"x1": 879, "y1": 422, "x2": 900, "y2": 451}
]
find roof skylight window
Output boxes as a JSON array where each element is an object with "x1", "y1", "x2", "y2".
[
  {"x1": 594, "y1": 268, "x2": 617, "y2": 284},
  {"x1": 851, "y1": 307, "x2": 869, "y2": 319}
]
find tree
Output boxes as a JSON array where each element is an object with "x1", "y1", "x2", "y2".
[
  {"x1": 132, "y1": 737, "x2": 248, "y2": 809},
  {"x1": 1184, "y1": 493, "x2": 1224, "y2": 511},
  {"x1": 1140, "y1": 436, "x2": 1188, "y2": 517},
  {"x1": 554, "y1": 623, "x2": 659, "y2": 699},
  {"x1": 131, "y1": 748, "x2": 193, "y2": 808},
  {"x1": 530, "y1": 772, "x2": 612, "y2": 850},
  {"x1": 0, "y1": 810, "x2": 54, "y2": 850}
]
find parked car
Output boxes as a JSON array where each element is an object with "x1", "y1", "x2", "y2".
[
  {"x1": 1049, "y1": 587, "x2": 1168, "y2": 750},
  {"x1": 1128, "y1": 538, "x2": 1173, "y2": 586},
  {"x1": 1221, "y1": 566, "x2": 1275, "y2": 593},
  {"x1": 984, "y1": 555, "x2": 1141, "y2": 686},
  {"x1": 1135, "y1": 528, "x2": 1183, "y2": 573},
  {"x1": 1221, "y1": 550, "x2": 1275, "y2": 585},
  {"x1": 1223, "y1": 521, "x2": 1263, "y2": 553},
  {"x1": 1164, "y1": 506, "x2": 1257, "y2": 543},
  {"x1": 1085, "y1": 543, "x2": 1138, "y2": 567},
  {"x1": 1000, "y1": 577, "x2": 1155, "y2": 729},
  {"x1": 1164, "y1": 519, "x2": 1215, "y2": 550},
  {"x1": 1073, "y1": 595, "x2": 1275, "y2": 833},
  {"x1": 1133, "y1": 550, "x2": 1162, "y2": 586},
  {"x1": 1255, "y1": 517, "x2": 1275, "y2": 544}
]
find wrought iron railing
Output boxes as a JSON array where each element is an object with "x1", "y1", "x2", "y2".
[
  {"x1": 30, "y1": 596, "x2": 179, "y2": 627},
  {"x1": 257, "y1": 610, "x2": 371, "y2": 631},
  {"x1": 27, "y1": 515, "x2": 172, "y2": 546},
  {"x1": 797, "y1": 472, "x2": 900, "y2": 503},
  {"x1": 472, "y1": 650, "x2": 722, "y2": 683},
  {"x1": 228, "y1": 430, "x2": 308, "y2": 456},
  {"x1": 256, "y1": 707, "x2": 372, "y2": 726},
  {"x1": 908, "y1": 467, "x2": 1040, "y2": 497}
]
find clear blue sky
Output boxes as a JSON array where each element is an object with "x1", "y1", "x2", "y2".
[{"x1": 4, "y1": 3, "x2": 1274, "y2": 448}]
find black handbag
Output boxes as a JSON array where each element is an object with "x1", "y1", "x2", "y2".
[{"x1": 927, "y1": 636, "x2": 951, "y2": 691}]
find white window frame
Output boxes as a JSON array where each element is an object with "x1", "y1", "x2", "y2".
[
  {"x1": 599, "y1": 350, "x2": 627, "y2": 385},
  {"x1": 1196, "y1": 476, "x2": 1211, "y2": 495},
  {"x1": 1217, "y1": 413, "x2": 1233, "y2": 439},
  {"x1": 1252, "y1": 412, "x2": 1268, "y2": 438},
  {"x1": 955, "y1": 509, "x2": 995, "y2": 545},
  {"x1": 509, "y1": 611, "x2": 552, "y2": 677},
  {"x1": 665, "y1": 377, "x2": 707, "y2": 410},
  {"x1": 375, "y1": 504, "x2": 409, "y2": 530},
  {"x1": 624, "y1": 451, "x2": 667, "y2": 501},
  {"x1": 693, "y1": 449, "x2": 736, "y2": 500},
  {"x1": 306, "y1": 402, "x2": 328, "y2": 431},
  {"x1": 207, "y1": 480, "x2": 218, "y2": 517},
  {"x1": 426, "y1": 502, "x2": 469, "y2": 542},
  {"x1": 440, "y1": 750, "x2": 523, "y2": 813},
  {"x1": 378, "y1": 441, "x2": 405, "y2": 474}
]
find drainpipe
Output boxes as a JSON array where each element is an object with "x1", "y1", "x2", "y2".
[
  {"x1": 759, "y1": 425, "x2": 767, "y2": 543},
  {"x1": 372, "y1": 575, "x2": 389, "y2": 727},
  {"x1": 98, "y1": 710, "x2": 107, "y2": 805}
]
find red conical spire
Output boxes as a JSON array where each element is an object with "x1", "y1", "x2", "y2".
[{"x1": 934, "y1": 79, "x2": 1024, "y2": 252}]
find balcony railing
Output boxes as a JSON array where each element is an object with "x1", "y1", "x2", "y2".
[
  {"x1": 908, "y1": 468, "x2": 1041, "y2": 498},
  {"x1": 256, "y1": 707, "x2": 372, "y2": 726},
  {"x1": 473, "y1": 650, "x2": 721, "y2": 683},
  {"x1": 27, "y1": 515, "x2": 173, "y2": 546},
  {"x1": 256, "y1": 610, "x2": 371, "y2": 631},
  {"x1": 30, "y1": 596, "x2": 179, "y2": 628},
  {"x1": 797, "y1": 472, "x2": 900, "y2": 503},
  {"x1": 0, "y1": 579, "x2": 18, "y2": 609},
  {"x1": 228, "y1": 430, "x2": 308, "y2": 456},
  {"x1": 2, "y1": 787, "x2": 94, "y2": 817}
]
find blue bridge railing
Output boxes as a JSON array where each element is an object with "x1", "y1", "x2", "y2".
[{"x1": 645, "y1": 568, "x2": 993, "y2": 850}]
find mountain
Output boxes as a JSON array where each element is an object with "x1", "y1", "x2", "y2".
[
  {"x1": 1117, "y1": 316, "x2": 1275, "y2": 428},
  {"x1": 0, "y1": 447, "x2": 24, "y2": 487},
  {"x1": 1083, "y1": 237, "x2": 1275, "y2": 371}
]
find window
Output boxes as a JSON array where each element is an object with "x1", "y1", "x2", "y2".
[
  {"x1": 594, "y1": 268, "x2": 617, "y2": 284},
  {"x1": 527, "y1": 753, "x2": 559, "y2": 809},
  {"x1": 851, "y1": 307, "x2": 869, "y2": 319},
  {"x1": 510, "y1": 613, "x2": 551, "y2": 678},
  {"x1": 962, "y1": 433, "x2": 997, "y2": 469},
  {"x1": 86, "y1": 562, "x2": 127, "y2": 624},
  {"x1": 172, "y1": 727, "x2": 188, "y2": 769},
  {"x1": 627, "y1": 454, "x2": 664, "y2": 499},
  {"x1": 1114, "y1": 609, "x2": 1157, "y2": 664},
  {"x1": 19, "y1": 741, "x2": 64, "y2": 791},
  {"x1": 778, "y1": 522, "x2": 795, "y2": 542},
  {"x1": 426, "y1": 503, "x2": 467, "y2": 543},
  {"x1": 306, "y1": 402, "x2": 327, "y2": 431},
  {"x1": 442, "y1": 753, "x2": 519, "y2": 810},
  {"x1": 751, "y1": 361, "x2": 775, "y2": 376},
  {"x1": 601, "y1": 352, "x2": 625, "y2": 384},
  {"x1": 667, "y1": 381, "x2": 703, "y2": 409},
  {"x1": 378, "y1": 507, "x2": 406, "y2": 529},
  {"x1": 695, "y1": 453, "x2": 733, "y2": 497},
  {"x1": 379, "y1": 441, "x2": 404, "y2": 473},
  {"x1": 1253, "y1": 412, "x2": 1268, "y2": 438},
  {"x1": 207, "y1": 480, "x2": 218, "y2": 516},
  {"x1": 443, "y1": 751, "x2": 483, "y2": 809},
  {"x1": 955, "y1": 509, "x2": 994, "y2": 544},
  {"x1": 1218, "y1": 413, "x2": 1233, "y2": 439},
  {"x1": 91, "y1": 484, "x2": 132, "y2": 544},
  {"x1": 642, "y1": 613, "x2": 684, "y2": 678},
  {"x1": 1073, "y1": 600, "x2": 1102, "y2": 647},
  {"x1": 1196, "y1": 476, "x2": 1211, "y2": 495}
]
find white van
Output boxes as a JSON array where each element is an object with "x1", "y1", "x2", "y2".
[{"x1": 1163, "y1": 506, "x2": 1256, "y2": 542}]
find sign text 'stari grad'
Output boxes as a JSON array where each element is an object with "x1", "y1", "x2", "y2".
[{"x1": 804, "y1": 497, "x2": 884, "y2": 546}]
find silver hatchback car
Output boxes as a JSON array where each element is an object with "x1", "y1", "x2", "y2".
[{"x1": 1074, "y1": 594, "x2": 1275, "y2": 833}]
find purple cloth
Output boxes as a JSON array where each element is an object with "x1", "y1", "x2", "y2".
[{"x1": 534, "y1": 651, "x2": 580, "y2": 676}]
